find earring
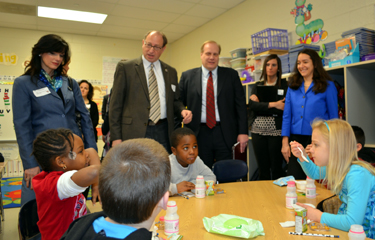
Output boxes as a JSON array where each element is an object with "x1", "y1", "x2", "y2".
[
  {"x1": 62, "y1": 165, "x2": 67, "y2": 170},
  {"x1": 39, "y1": 54, "x2": 41, "y2": 57}
]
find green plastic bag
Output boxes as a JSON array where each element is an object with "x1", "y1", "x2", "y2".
[{"x1": 203, "y1": 214, "x2": 265, "y2": 239}]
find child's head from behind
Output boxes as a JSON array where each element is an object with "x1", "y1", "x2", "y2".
[
  {"x1": 100, "y1": 138, "x2": 170, "y2": 224},
  {"x1": 32, "y1": 128, "x2": 89, "y2": 172},
  {"x1": 171, "y1": 127, "x2": 198, "y2": 167},
  {"x1": 351, "y1": 125, "x2": 365, "y2": 151}
]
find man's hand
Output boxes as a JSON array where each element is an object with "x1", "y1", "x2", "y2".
[
  {"x1": 176, "y1": 181, "x2": 195, "y2": 193},
  {"x1": 237, "y1": 134, "x2": 248, "y2": 153},
  {"x1": 24, "y1": 166, "x2": 40, "y2": 189},
  {"x1": 181, "y1": 109, "x2": 193, "y2": 124},
  {"x1": 112, "y1": 139, "x2": 122, "y2": 147}
]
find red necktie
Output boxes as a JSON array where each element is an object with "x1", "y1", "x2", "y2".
[{"x1": 206, "y1": 71, "x2": 216, "y2": 128}]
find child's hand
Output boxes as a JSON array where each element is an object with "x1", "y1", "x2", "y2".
[
  {"x1": 296, "y1": 202, "x2": 323, "y2": 222},
  {"x1": 290, "y1": 141, "x2": 306, "y2": 160},
  {"x1": 305, "y1": 144, "x2": 313, "y2": 159},
  {"x1": 91, "y1": 184, "x2": 101, "y2": 206},
  {"x1": 177, "y1": 181, "x2": 195, "y2": 193}
]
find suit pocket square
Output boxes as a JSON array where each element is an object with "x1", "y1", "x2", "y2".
[{"x1": 171, "y1": 84, "x2": 176, "y2": 92}]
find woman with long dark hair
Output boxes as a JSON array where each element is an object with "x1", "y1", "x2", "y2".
[
  {"x1": 281, "y1": 49, "x2": 338, "y2": 179},
  {"x1": 13, "y1": 34, "x2": 97, "y2": 205},
  {"x1": 249, "y1": 54, "x2": 288, "y2": 180},
  {"x1": 79, "y1": 80, "x2": 99, "y2": 142}
]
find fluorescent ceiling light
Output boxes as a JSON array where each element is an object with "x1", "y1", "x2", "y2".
[{"x1": 38, "y1": 6, "x2": 107, "y2": 24}]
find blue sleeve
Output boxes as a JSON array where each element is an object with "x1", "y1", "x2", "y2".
[
  {"x1": 12, "y1": 78, "x2": 39, "y2": 170},
  {"x1": 321, "y1": 166, "x2": 374, "y2": 231},
  {"x1": 281, "y1": 87, "x2": 292, "y2": 137},
  {"x1": 326, "y1": 82, "x2": 339, "y2": 119},
  {"x1": 72, "y1": 79, "x2": 97, "y2": 150},
  {"x1": 298, "y1": 156, "x2": 326, "y2": 180}
]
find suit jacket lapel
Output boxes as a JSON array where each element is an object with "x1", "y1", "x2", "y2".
[
  {"x1": 217, "y1": 67, "x2": 224, "y2": 97},
  {"x1": 36, "y1": 79, "x2": 60, "y2": 100},
  {"x1": 197, "y1": 68, "x2": 202, "y2": 98},
  {"x1": 160, "y1": 60, "x2": 170, "y2": 103},
  {"x1": 134, "y1": 56, "x2": 149, "y2": 100}
]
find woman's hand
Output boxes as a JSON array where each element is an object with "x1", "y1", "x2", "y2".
[
  {"x1": 249, "y1": 94, "x2": 259, "y2": 102},
  {"x1": 296, "y1": 202, "x2": 323, "y2": 222},
  {"x1": 281, "y1": 137, "x2": 291, "y2": 163},
  {"x1": 269, "y1": 98, "x2": 285, "y2": 110},
  {"x1": 24, "y1": 166, "x2": 40, "y2": 189}
]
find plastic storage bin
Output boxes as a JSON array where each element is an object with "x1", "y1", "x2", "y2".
[
  {"x1": 253, "y1": 70, "x2": 262, "y2": 81},
  {"x1": 230, "y1": 48, "x2": 247, "y2": 59},
  {"x1": 230, "y1": 58, "x2": 246, "y2": 69},
  {"x1": 219, "y1": 57, "x2": 232, "y2": 68},
  {"x1": 254, "y1": 54, "x2": 270, "y2": 71},
  {"x1": 251, "y1": 28, "x2": 289, "y2": 55}
]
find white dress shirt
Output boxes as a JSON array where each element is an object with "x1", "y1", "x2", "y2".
[
  {"x1": 142, "y1": 55, "x2": 167, "y2": 120},
  {"x1": 201, "y1": 66, "x2": 220, "y2": 123}
]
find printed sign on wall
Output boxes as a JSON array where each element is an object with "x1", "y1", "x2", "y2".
[{"x1": 0, "y1": 53, "x2": 18, "y2": 66}]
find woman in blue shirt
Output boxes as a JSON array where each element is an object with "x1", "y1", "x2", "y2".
[
  {"x1": 13, "y1": 34, "x2": 97, "y2": 205},
  {"x1": 281, "y1": 49, "x2": 338, "y2": 179}
]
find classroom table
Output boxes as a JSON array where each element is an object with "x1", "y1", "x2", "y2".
[{"x1": 87, "y1": 181, "x2": 365, "y2": 240}]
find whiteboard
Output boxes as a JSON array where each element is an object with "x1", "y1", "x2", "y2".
[{"x1": 0, "y1": 81, "x2": 16, "y2": 141}]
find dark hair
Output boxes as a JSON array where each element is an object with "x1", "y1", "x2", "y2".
[
  {"x1": 99, "y1": 138, "x2": 170, "y2": 224},
  {"x1": 24, "y1": 34, "x2": 71, "y2": 82},
  {"x1": 78, "y1": 80, "x2": 94, "y2": 101},
  {"x1": 144, "y1": 31, "x2": 168, "y2": 47},
  {"x1": 289, "y1": 49, "x2": 332, "y2": 93},
  {"x1": 170, "y1": 127, "x2": 196, "y2": 148},
  {"x1": 260, "y1": 54, "x2": 282, "y2": 87},
  {"x1": 32, "y1": 129, "x2": 74, "y2": 171},
  {"x1": 352, "y1": 126, "x2": 365, "y2": 147}
]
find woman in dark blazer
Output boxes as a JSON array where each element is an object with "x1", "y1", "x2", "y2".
[
  {"x1": 248, "y1": 54, "x2": 288, "y2": 180},
  {"x1": 13, "y1": 34, "x2": 97, "y2": 205},
  {"x1": 79, "y1": 80, "x2": 99, "y2": 142}
]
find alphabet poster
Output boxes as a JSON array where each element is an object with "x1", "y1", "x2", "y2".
[{"x1": 0, "y1": 82, "x2": 16, "y2": 141}]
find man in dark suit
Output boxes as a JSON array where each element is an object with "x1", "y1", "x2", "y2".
[
  {"x1": 109, "y1": 31, "x2": 192, "y2": 152},
  {"x1": 179, "y1": 41, "x2": 248, "y2": 168}
]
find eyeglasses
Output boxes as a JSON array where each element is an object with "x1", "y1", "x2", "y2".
[{"x1": 144, "y1": 41, "x2": 163, "y2": 51}]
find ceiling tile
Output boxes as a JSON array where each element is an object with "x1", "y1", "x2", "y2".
[
  {"x1": 162, "y1": 31, "x2": 184, "y2": 42},
  {"x1": 37, "y1": 17, "x2": 102, "y2": 31},
  {"x1": 98, "y1": 25, "x2": 149, "y2": 36},
  {"x1": 0, "y1": 22, "x2": 37, "y2": 30},
  {"x1": 116, "y1": 0, "x2": 195, "y2": 14},
  {"x1": 103, "y1": 15, "x2": 168, "y2": 30},
  {"x1": 37, "y1": 25, "x2": 98, "y2": 36},
  {"x1": 97, "y1": 32, "x2": 141, "y2": 41},
  {"x1": 178, "y1": 0, "x2": 201, "y2": 3},
  {"x1": 200, "y1": 0, "x2": 245, "y2": 9},
  {"x1": 162, "y1": 23, "x2": 196, "y2": 34},
  {"x1": 0, "y1": 12, "x2": 37, "y2": 24},
  {"x1": 110, "y1": 5, "x2": 180, "y2": 22},
  {"x1": 172, "y1": 15, "x2": 210, "y2": 27},
  {"x1": 184, "y1": 4, "x2": 226, "y2": 18},
  {"x1": 36, "y1": 0, "x2": 115, "y2": 14}
]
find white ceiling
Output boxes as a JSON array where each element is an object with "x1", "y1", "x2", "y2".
[{"x1": 0, "y1": 0, "x2": 245, "y2": 43}]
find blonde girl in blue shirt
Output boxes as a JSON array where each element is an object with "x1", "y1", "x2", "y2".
[{"x1": 290, "y1": 119, "x2": 375, "y2": 238}]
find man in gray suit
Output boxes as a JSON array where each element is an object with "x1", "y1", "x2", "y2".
[{"x1": 109, "y1": 31, "x2": 192, "y2": 152}]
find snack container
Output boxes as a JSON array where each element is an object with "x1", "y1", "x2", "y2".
[{"x1": 295, "y1": 206, "x2": 307, "y2": 233}]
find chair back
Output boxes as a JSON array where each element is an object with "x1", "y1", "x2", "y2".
[
  {"x1": 18, "y1": 199, "x2": 41, "y2": 240},
  {"x1": 212, "y1": 159, "x2": 248, "y2": 183}
]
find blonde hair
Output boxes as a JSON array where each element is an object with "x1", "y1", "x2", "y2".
[{"x1": 312, "y1": 119, "x2": 375, "y2": 194}]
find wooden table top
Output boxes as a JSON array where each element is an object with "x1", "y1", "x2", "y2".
[{"x1": 87, "y1": 181, "x2": 360, "y2": 240}]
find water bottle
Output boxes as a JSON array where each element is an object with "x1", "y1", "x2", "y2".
[
  {"x1": 306, "y1": 176, "x2": 316, "y2": 198},
  {"x1": 286, "y1": 181, "x2": 297, "y2": 209},
  {"x1": 348, "y1": 224, "x2": 366, "y2": 240},
  {"x1": 195, "y1": 175, "x2": 206, "y2": 199},
  {"x1": 164, "y1": 201, "x2": 179, "y2": 235}
]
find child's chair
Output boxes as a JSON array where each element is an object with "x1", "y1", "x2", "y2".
[
  {"x1": 18, "y1": 199, "x2": 41, "y2": 240},
  {"x1": 212, "y1": 159, "x2": 248, "y2": 183}
]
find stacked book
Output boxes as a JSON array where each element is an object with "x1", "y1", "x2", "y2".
[
  {"x1": 279, "y1": 53, "x2": 289, "y2": 74},
  {"x1": 341, "y1": 27, "x2": 375, "y2": 59},
  {"x1": 289, "y1": 44, "x2": 321, "y2": 70}
]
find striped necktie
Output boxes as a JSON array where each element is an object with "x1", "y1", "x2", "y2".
[
  {"x1": 206, "y1": 71, "x2": 216, "y2": 128},
  {"x1": 148, "y1": 63, "x2": 161, "y2": 123}
]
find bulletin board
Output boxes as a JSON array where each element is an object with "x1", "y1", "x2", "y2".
[{"x1": 0, "y1": 81, "x2": 16, "y2": 141}]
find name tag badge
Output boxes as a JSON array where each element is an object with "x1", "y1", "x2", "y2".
[
  {"x1": 171, "y1": 84, "x2": 176, "y2": 92},
  {"x1": 33, "y1": 87, "x2": 51, "y2": 97},
  {"x1": 278, "y1": 89, "x2": 284, "y2": 96}
]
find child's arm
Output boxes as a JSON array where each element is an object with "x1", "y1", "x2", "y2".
[
  {"x1": 85, "y1": 148, "x2": 101, "y2": 204},
  {"x1": 71, "y1": 165, "x2": 100, "y2": 188},
  {"x1": 319, "y1": 166, "x2": 374, "y2": 231},
  {"x1": 169, "y1": 181, "x2": 195, "y2": 195}
]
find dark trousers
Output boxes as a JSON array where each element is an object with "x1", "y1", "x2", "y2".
[
  {"x1": 251, "y1": 133, "x2": 286, "y2": 180},
  {"x1": 145, "y1": 120, "x2": 171, "y2": 154},
  {"x1": 287, "y1": 134, "x2": 311, "y2": 180},
  {"x1": 197, "y1": 124, "x2": 232, "y2": 169}
]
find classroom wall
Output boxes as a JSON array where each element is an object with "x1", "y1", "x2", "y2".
[{"x1": 168, "y1": 0, "x2": 375, "y2": 76}]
